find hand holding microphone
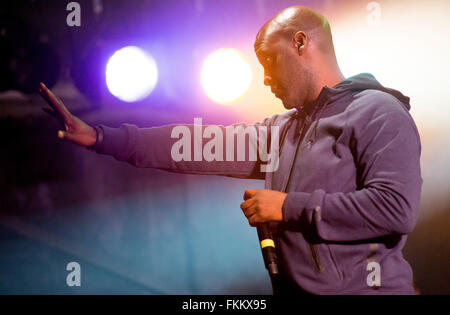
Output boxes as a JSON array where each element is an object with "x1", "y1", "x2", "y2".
[
  {"x1": 240, "y1": 189, "x2": 287, "y2": 280},
  {"x1": 240, "y1": 189, "x2": 286, "y2": 226}
]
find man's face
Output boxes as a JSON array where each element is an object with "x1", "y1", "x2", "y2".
[{"x1": 254, "y1": 29, "x2": 312, "y2": 109}]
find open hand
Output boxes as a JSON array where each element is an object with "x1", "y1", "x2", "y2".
[{"x1": 39, "y1": 82, "x2": 97, "y2": 146}]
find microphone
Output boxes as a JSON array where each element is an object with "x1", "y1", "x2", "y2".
[{"x1": 256, "y1": 223, "x2": 279, "y2": 278}]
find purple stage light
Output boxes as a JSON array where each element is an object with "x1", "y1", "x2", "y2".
[{"x1": 105, "y1": 46, "x2": 158, "y2": 102}]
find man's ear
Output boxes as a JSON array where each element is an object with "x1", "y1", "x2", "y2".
[{"x1": 293, "y1": 31, "x2": 307, "y2": 55}]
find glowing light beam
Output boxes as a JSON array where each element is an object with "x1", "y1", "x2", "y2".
[
  {"x1": 106, "y1": 46, "x2": 158, "y2": 102},
  {"x1": 201, "y1": 48, "x2": 252, "y2": 105}
]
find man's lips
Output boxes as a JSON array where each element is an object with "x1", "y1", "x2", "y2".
[{"x1": 271, "y1": 88, "x2": 282, "y2": 98}]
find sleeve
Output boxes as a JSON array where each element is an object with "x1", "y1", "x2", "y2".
[
  {"x1": 282, "y1": 101, "x2": 422, "y2": 242},
  {"x1": 88, "y1": 117, "x2": 281, "y2": 180}
]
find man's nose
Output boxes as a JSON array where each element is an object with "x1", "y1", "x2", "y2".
[{"x1": 264, "y1": 74, "x2": 272, "y2": 86}]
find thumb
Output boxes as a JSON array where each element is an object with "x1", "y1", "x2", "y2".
[{"x1": 57, "y1": 130, "x2": 75, "y2": 142}]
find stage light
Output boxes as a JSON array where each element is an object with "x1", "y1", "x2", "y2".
[
  {"x1": 105, "y1": 46, "x2": 158, "y2": 102},
  {"x1": 201, "y1": 48, "x2": 252, "y2": 105}
]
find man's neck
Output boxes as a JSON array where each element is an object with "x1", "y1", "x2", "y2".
[
  {"x1": 314, "y1": 65, "x2": 344, "y2": 97},
  {"x1": 301, "y1": 70, "x2": 344, "y2": 113}
]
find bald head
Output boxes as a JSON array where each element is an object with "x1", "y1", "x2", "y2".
[
  {"x1": 255, "y1": 6, "x2": 335, "y2": 57},
  {"x1": 254, "y1": 6, "x2": 343, "y2": 110}
]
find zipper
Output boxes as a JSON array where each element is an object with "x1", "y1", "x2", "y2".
[
  {"x1": 274, "y1": 114, "x2": 302, "y2": 268},
  {"x1": 277, "y1": 106, "x2": 324, "y2": 274},
  {"x1": 308, "y1": 243, "x2": 324, "y2": 273},
  {"x1": 281, "y1": 112, "x2": 323, "y2": 273}
]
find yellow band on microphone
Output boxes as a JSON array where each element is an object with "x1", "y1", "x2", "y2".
[{"x1": 260, "y1": 239, "x2": 275, "y2": 249}]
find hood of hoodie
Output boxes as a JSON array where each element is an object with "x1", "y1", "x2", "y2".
[
  {"x1": 295, "y1": 73, "x2": 411, "y2": 144},
  {"x1": 299, "y1": 73, "x2": 411, "y2": 117},
  {"x1": 332, "y1": 73, "x2": 411, "y2": 110}
]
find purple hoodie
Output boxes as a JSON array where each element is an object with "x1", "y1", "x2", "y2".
[{"x1": 91, "y1": 73, "x2": 422, "y2": 294}]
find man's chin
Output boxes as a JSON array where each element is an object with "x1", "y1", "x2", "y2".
[{"x1": 281, "y1": 98, "x2": 295, "y2": 110}]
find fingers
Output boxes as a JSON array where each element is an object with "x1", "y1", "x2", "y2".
[
  {"x1": 244, "y1": 208, "x2": 258, "y2": 227},
  {"x1": 39, "y1": 82, "x2": 71, "y2": 121},
  {"x1": 241, "y1": 193, "x2": 258, "y2": 227},
  {"x1": 39, "y1": 83, "x2": 57, "y2": 109},
  {"x1": 247, "y1": 215, "x2": 257, "y2": 227},
  {"x1": 240, "y1": 198, "x2": 254, "y2": 214},
  {"x1": 242, "y1": 189, "x2": 258, "y2": 226},
  {"x1": 243, "y1": 189, "x2": 258, "y2": 200},
  {"x1": 241, "y1": 199, "x2": 256, "y2": 218},
  {"x1": 241, "y1": 202, "x2": 257, "y2": 226},
  {"x1": 42, "y1": 107, "x2": 66, "y2": 129},
  {"x1": 42, "y1": 107, "x2": 58, "y2": 119}
]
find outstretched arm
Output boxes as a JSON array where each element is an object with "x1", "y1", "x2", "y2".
[{"x1": 39, "y1": 83, "x2": 282, "y2": 180}]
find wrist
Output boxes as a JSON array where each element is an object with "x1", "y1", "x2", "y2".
[{"x1": 86, "y1": 126, "x2": 103, "y2": 151}]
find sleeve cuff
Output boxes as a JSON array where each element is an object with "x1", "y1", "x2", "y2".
[
  {"x1": 85, "y1": 124, "x2": 130, "y2": 156},
  {"x1": 282, "y1": 191, "x2": 310, "y2": 223},
  {"x1": 86, "y1": 126, "x2": 104, "y2": 151},
  {"x1": 282, "y1": 190, "x2": 326, "y2": 224}
]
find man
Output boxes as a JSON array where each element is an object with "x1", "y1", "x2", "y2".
[{"x1": 39, "y1": 6, "x2": 422, "y2": 294}]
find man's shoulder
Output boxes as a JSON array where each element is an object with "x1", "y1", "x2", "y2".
[
  {"x1": 346, "y1": 89, "x2": 410, "y2": 118},
  {"x1": 344, "y1": 89, "x2": 419, "y2": 137}
]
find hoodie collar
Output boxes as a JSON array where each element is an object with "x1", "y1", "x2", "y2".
[
  {"x1": 330, "y1": 73, "x2": 410, "y2": 110},
  {"x1": 298, "y1": 73, "x2": 411, "y2": 116}
]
